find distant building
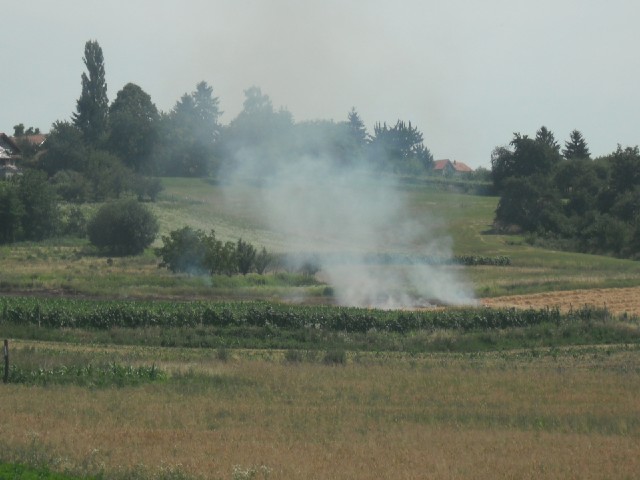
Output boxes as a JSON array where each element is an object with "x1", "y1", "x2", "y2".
[
  {"x1": 433, "y1": 159, "x2": 473, "y2": 176},
  {"x1": 0, "y1": 133, "x2": 22, "y2": 179},
  {"x1": 16, "y1": 133, "x2": 48, "y2": 148}
]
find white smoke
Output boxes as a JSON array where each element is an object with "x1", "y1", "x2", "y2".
[{"x1": 222, "y1": 151, "x2": 477, "y2": 309}]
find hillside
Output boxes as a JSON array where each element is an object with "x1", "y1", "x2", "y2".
[{"x1": 1, "y1": 177, "x2": 640, "y2": 305}]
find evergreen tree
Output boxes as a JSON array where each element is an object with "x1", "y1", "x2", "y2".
[
  {"x1": 73, "y1": 40, "x2": 109, "y2": 145},
  {"x1": 535, "y1": 126, "x2": 560, "y2": 152},
  {"x1": 562, "y1": 130, "x2": 590, "y2": 160},
  {"x1": 347, "y1": 107, "x2": 368, "y2": 148}
]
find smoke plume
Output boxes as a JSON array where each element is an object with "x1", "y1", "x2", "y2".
[{"x1": 222, "y1": 150, "x2": 477, "y2": 309}]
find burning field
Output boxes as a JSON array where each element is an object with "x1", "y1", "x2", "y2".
[{"x1": 481, "y1": 286, "x2": 640, "y2": 317}]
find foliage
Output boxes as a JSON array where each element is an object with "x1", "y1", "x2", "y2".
[
  {"x1": 0, "y1": 170, "x2": 61, "y2": 243},
  {"x1": 87, "y1": 198, "x2": 158, "y2": 255},
  {"x1": 7, "y1": 362, "x2": 165, "y2": 387},
  {"x1": 155, "y1": 226, "x2": 210, "y2": 274},
  {"x1": 107, "y1": 83, "x2": 159, "y2": 173},
  {"x1": 156, "y1": 81, "x2": 222, "y2": 177},
  {"x1": 218, "y1": 86, "x2": 294, "y2": 176},
  {"x1": 491, "y1": 128, "x2": 640, "y2": 258},
  {"x1": 0, "y1": 463, "x2": 89, "y2": 480},
  {"x1": 0, "y1": 180, "x2": 25, "y2": 243},
  {"x1": 369, "y1": 120, "x2": 433, "y2": 174},
  {"x1": 1, "y1": 297, "x2": 637, "y2": 354},
  {"x1": 562, "y1": 129, "x2": 591, "y2": 160},
  {"x1": 155, "y1": 227, "x2": 269, "y2": 276},
  {"x1": 72, "y1": 40, "x2": 108, "y2": 145},
  {"x1": 236, "y1": 238, "x2": 257, "y2": 275},
  {"x1": 39, "y1": 121, "x2": 88, "y2": 176},
  {"x1": 491, "y1": 131, "x2": 561, "y2": 192}
]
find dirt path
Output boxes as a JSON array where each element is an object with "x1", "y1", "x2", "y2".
[{"x1": 481, "y1": 286, "x2": 640, "y2": 317}]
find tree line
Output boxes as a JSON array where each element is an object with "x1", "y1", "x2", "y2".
[
  {"x1": 2, "y1": 39, "x2": 439, "y2": 249},
  {"x1": 14, "y1": 40, "x2": 435, "y2": 192},
  {"x1": 491, "y1": 127, "x2": 640, "y2": 259}
]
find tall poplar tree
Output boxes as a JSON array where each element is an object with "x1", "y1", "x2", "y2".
[{"x1": 73, "y1": 40, "x2": 108, "y2": 145}]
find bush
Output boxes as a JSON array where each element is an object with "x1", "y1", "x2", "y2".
[
  {"x1": 87, "y1": 198, "x2": 158, "y2": 255},
  {"x1": 155, "y1": 226, "x2": 209, "y2": 274},
  {"x1": 156, "y1": 227, "x2": 271, "y2": 276}
]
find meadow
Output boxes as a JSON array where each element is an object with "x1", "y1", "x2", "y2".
[
  {"x1": 1, "y1": 177, "x2": 640, "y2": 479},
  {"x1": 2, "y1": 177, "x2": 640, "y2": 302}
]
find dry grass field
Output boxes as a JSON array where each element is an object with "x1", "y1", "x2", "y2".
[
  {"x1": 1, "y1": 342, "x2": 639, "y2": 479},
  {"x1": 482, "y1": 286, "x2": 640, "y2": 317}
]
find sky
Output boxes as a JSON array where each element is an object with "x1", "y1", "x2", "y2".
[{"x1": 3, "y1": 0, "x2": 640, "y2": 169}]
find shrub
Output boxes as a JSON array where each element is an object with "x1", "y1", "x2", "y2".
[
  {"x1": 87, "y1": 198, "x2": 158, "y2": 255},
  {"x1": 236, "y1": 238, "x2": 256, "y2": 275},
  {"x1": 155, "y1": 226, "x2": 209, "y2": 274}
]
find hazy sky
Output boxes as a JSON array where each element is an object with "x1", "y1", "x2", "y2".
[{"x1": 3, "y1": 0, "x2": 640, "y2": 168}]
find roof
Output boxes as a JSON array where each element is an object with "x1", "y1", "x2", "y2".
[
  {"x1": 17, "y1": 133, "x2": 47, "y2": 147},
  {"x1": 433, "y1": 159, "x2": 452, "y2": 170},
  {"x1": 451, "y1": 160, "x2": 473, "y2": 172},
  {"x1": 433, "y1": 158, "x2": 473, "y2": 173}
]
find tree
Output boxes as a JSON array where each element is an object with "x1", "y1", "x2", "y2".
[
  {"x1": 608, "y1": 145, "x2": 640, "y2": 194},
  {"x1": 87, "y1": 199, "x2": 158, "y2": 255},
  {"x1": 73, "y1": 40, "x2": 109, "y2": 145},
  {"x1": 236, "y1": 238, "x2": 256, "y2": 275},
  {"x1": 368, "y1": 120, "x2": 433, "y2": 174},
  {"x1": 13, "y1": 124, "x2": 25, "y2": 137},
  {"x1": 39, "y1": 121, "x2": 88, "y2": 176},
  {"x1": 491, "y1": 133, "x2": 558, "y2": 191},
  {"x1": 156, "y1": 81, "x2": 222, "y2": 176},
  {"x1": 219, "y1": 86, "x2": 294, "y2": 174},
  {"x1": 16, "y1": 169, "x2": 61, "y2": 241},
  {"x1": 347, "y1": 108, "x2": 368, "y2": 148},
  {"x1": 107, "y1": 83, "x2": 159, "y2": 172},
  {"x1": 495, "y1": 175, "x2": 564, "y2": 233},
  {"x1": 155, "y1": 226, "x2": 210, "y2": 274},
  {"x1": 562, "y1": 130, "x2": 590, "y2": 160},
  {"x1": 0, "y1": 181, "x2": 25, "y2": 243},
  {"x1": 254, "y1": 247, "x2": 273, "y2": 275},
  {"x1": 535, "y1": 126, "x2": 560, "y2": 153}
]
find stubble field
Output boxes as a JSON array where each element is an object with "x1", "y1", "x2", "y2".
[{"x1": 482, "y1": 286, "x2": 640, "y2": 317}]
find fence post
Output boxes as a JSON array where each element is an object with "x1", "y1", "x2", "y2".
[{"x1": 3, "y1": 339, "x2": 8, "y2": 384}]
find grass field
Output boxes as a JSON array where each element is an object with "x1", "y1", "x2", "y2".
[
  {"x1": 1, "y1": 177, "x2": 639, "y2": 479},
  {"x1": 1, "y1": 341, "x2": 639, "y2": 480},
  {"x1": 1, "y1": 177, "x2": 640, "y2": 302}
]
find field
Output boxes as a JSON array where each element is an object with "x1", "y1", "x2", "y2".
[
  {"x1": 1, "y1": 177, "x2": 640, "y2": 479},
  {"x1": 2, "y1": 341, "x2": 639, "y2": 479}
]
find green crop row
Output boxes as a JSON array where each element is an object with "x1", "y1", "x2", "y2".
[
  {"x1": 6, "y1": 362, "x2": 165, "y2": 387},
  {"x1": 0, "y1": 296, "x2": 612, "y2": 335}
]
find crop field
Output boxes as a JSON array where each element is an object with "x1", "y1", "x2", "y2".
[
  {"x1": 1, "y1": 177, "x2": 640, "y2": 478},
  {"x1": 1, "y1": 341, "x2": 639, "y2": 480}
]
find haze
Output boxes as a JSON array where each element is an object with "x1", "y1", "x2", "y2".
[{"x1": 3, "y1": 0, "x2": 640, "y2": 168}]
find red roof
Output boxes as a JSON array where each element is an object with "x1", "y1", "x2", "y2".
[
  {"x1": 451, "y1": 160, "x2": 473, "y2": 172},
  {"x1": 433, "y1": 159, "x2": 451, "y2": 170}
]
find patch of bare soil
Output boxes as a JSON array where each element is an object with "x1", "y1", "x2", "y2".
[{"x1": 481, "y1": 287, "x2": 640, "y2": 317}]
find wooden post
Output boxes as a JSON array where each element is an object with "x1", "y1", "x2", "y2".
[{"x1": 3, "y1": 339, "x2": 8, "y2": 384}]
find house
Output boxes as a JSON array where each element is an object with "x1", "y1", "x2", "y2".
[
  {"x1": 18, "y1": 133, "x2": 47, "y2": 148},
  {"x1": 433, "y1": 158, "x2": 473, "y2": 176},
  {"x1": 0, "y1": 133, "x2": 22, "y2": 179}
]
